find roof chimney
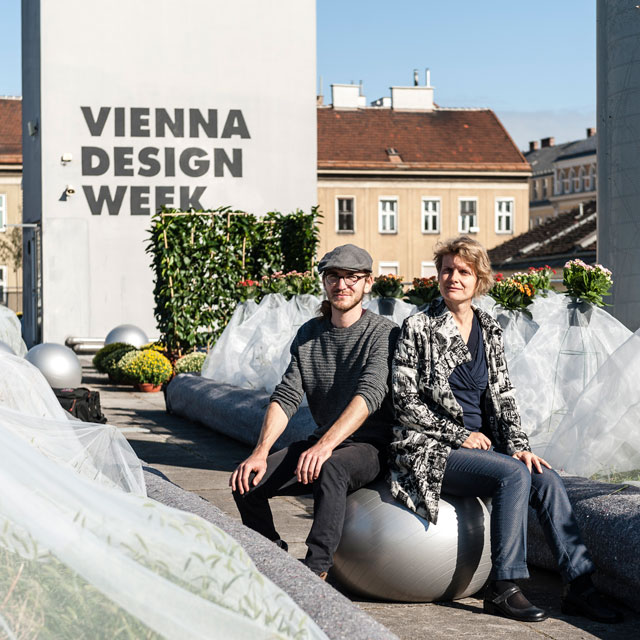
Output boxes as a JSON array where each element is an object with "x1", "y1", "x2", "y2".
[
  {"x1": 331, "y1": 83, "x2": 366, "y2": 109},
  {"x1": 586, "y1": 127, "x2": 596, "y2": 138},
  {"x1": 541, "y1": 136, "x2": 555, "y2": 148},
  {"x1": 529, "y1": 140, "x2": 540, "y2": 152}
]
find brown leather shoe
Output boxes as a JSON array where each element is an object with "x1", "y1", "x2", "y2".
[{"x1": 318, "y1": 571, "x2": 328, "y2": 581}]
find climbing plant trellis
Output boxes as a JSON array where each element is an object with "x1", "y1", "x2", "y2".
[{"x1": 146, "y1": 206, "x2": 320, "y2": 356}]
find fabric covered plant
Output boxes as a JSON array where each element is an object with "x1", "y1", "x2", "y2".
[
  {"x1": 563, "y1": 259, "x2": 612, "y2": 307},
  {"x1": 174, "y1": 352, "x2": 207, "y2": 375},
  {"x1": 489, "y1": 275, "x2": 536, "y2": 314},
  {"x1": 371, "y1": 274, "x2": 404, "y2": 299},
  {"x1": 121, "y1": 350, "x2": 173, "y2": 386},
  {"x1": 404, "y1": 277, "x2": 440, "y2": 306}
]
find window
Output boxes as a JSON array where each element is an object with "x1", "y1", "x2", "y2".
[
  {"x1": 555, "y1": 170, "x2": 564, "y2": 195},
  {"x1": 532, "y1": 181, "x2": 538, "y2": 201},
  {"x1": 574, "y1": 168, "x2": 581, "y2": 192},
  {"x1": 336, "y1": 197, "x2": 355, "y2": 233},
  {"x1": 0, "y1": 194, "x2": 6, "y2": 232},
  {"x1": 578, "y1": 167, "x2": 585, "y2": 192},
  {"x1": 0, "y1": 265, "x2": 7, "y2": 305},
  {"x1": 542, "y1": 178, "x2": 548, "y2": 199},
  {"x1": 378, "y1": 198, "x2": 398, "y2": 233},
  {"x1": 378, "y1": 261, "x2": 399, "y2": 276},
  {"x1": 421, "y1": 261, "x2": 437, "y2": 278},
  {"x1": 566, "y1": 170, "x2": 574, "y2": 194},
  {"x1": 421, "y1": 198, "x2": 440, "y2": 233},
  {"x1": 458, "y1": 198, "x2": 478, "y2": 233},
  {"x1": 495, "y1": 198, "x2": 514, "y2": 234},
  {"x1": 589, "y1": 165, "x2": 596, "y2": 191}
]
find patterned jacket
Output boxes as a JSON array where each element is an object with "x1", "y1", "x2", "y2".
[{"x1": 389, "y1": 297, "x2": 531, "y2": 524}]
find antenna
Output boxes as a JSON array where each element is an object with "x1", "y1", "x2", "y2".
[
  {"x1": 413, "y1": 69, "x2": 419, "y2": 86},
  {"x1": 425, "y1": 68, "x2": 431, "y2": 87}
]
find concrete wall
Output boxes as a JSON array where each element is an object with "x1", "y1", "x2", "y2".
[
  {"x1": 597, "y1": 0, "x2": 640, "y2": 330},
  {"x1": 22, "y1": 0, "x2": 316, "y2": 345},
  {"x1": 318, "y1": 177, "x2": 529, "y2": 279}
]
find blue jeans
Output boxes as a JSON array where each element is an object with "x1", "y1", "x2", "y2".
[{"x1": 442, "y1": 448, "x2": 595, "y2": 582}]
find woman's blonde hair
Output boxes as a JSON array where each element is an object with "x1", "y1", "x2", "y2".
[{"x1": 433, "y1": 236, "x2": 494, "y2": 296}]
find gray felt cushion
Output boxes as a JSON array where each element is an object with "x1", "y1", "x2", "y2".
[
  {"x1": 166, "y1": 375, "x2": 317, "y2": 450},
  {"x1": 527, "y1": 474, "x2": 640, "y2": 612},
  {"x1": 143, "y1": 467, "x2": 398, "y2": 640}
]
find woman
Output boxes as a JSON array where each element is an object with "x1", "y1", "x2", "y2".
[{"x1": 389, "y1": 236, "x2": 621, "y2": 623}]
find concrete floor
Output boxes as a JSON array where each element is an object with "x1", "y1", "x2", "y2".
[{"x1": 84, "y1": 361, "x2": 640, "y2": 640}]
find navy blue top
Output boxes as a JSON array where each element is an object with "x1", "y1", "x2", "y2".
[{"x1": 448, "y1": 313, "x2": 488, "y2": 432}]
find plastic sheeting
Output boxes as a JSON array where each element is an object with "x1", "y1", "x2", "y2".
[
  {"x1": 363, "y1": 298, "x2": 418, "y2": 327},
  {"x1": 507, "y1": 295, "x2": 632, "y2": 457},
  {"x1": 0, "y1": 423, "x2": 327, "y2": 639},
  {"x1": 542, "y1": 329, "x2": 640, "y2": 479},
  {"x1": 202, "y1": 294, "x2": 321, "y2": 393},
  {"x1": 0, "y1": 304, "x2": 27, "y2": 356},
  {"x1": 0, "y1": 352, "x2": 144, "y2": 495}
]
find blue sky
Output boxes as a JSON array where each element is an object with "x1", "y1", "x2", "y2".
[{"x1": 1, "y1": 0, "x2": 596, "y2": 150}]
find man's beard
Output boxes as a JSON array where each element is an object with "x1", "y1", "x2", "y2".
[{"x1": 328, "y1": 287, "x2": 365, "y2": 313}]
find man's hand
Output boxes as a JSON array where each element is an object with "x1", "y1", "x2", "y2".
[
  {"x1": 512, "y1": 450, "x2": 551, "y2": 474},
  {"x1": 295, "y1": 442, "x2": 334, "y2": 484},
  {"x1": 461, "y1": 432, "x2": 492, "y2": 450},
  {"x1": 230, "y1": 454, "x2": 268, "y2": 494}
]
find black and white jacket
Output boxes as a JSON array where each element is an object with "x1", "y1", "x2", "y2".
[{"x1": 389, "y1": 297, "x2": 531, "y2": 524}]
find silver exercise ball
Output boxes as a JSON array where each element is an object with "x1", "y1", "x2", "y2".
[
  {"x1": 0, "y1": 341, "x2": 15, "y2": 355},
  {"x1": 25, "y1": 343, "x2": 83, "y2": 388},
  {"x1": 333, "y1": 480, "x2": 492, "y2": 602},
  {"x1": 105, "y1": 324, "x2": 148, "y2": 348}
]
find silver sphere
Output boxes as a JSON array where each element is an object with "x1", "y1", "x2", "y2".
[
  {"x1": 0, "y1": 341, "x2": 15, "y2": 355},
  {"x1": 333, "y1": 480, "x2": 492, "y2": 602},
  {"x1": 26, "y1": 343, "x2": 83, "y2": 388},
  {"x1": 104, "y1": 324, "x2": 148, "y2": 348}
]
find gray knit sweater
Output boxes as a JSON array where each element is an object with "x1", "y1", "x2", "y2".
[{"x1": 270, "y1": 310, "x2": 399, "y2": 445}]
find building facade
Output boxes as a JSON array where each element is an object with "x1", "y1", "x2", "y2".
[
  {"x1": 0, "y1": 97, "x2": 23, "y2": 313},
  {"x1": 525, "y1": 130, "x2": 597, "y2": 227},
  {"x1": 317, "y1": 81, "x2": 531, "y2": 280}
]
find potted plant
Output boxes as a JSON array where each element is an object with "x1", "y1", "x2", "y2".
[
  {"x1": 404, "y1": 276, "x2": 440, "y2": 307},
  {"x1": 174, "y1": 351, "x2": 207, "y2": 375},
  {"x1": 121, "y1": 349, "x2": 173, "y2": 392},
  {"x1": 370, "y1": 274, "x2": 404, "y2": 316}
]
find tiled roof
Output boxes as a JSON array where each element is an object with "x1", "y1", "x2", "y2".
[
  {"x1": 0, "y1": 98, "x2": 22, "y2": 164},
  {"x1": 318, "y1": 108, "x2": 530, "y2": 172},
  {"x1": 524, "y1": 135, "x2": 596, "y2": 176},
  {"x1": 489, "y1": 200, "x2": 597, "y2": 266}
]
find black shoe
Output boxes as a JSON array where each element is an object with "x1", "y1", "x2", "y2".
[
  {"x1": 274, "y1": 538, "x2": 288, "y2": 552},
  {"x1": 484, "y1": 582, "x2": 549, "y2": 622},
  {"x1": 562, "y1": 585, "x2": 623, "y2": 624}
]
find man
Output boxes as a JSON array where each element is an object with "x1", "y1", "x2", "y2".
[{"x1": 230, "y1": 244, "x2": 398, "y2": 579}]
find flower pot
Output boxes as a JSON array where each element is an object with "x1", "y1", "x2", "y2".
[{"x1": 136, "y1": 383, "x2": 162, "y2": 393}]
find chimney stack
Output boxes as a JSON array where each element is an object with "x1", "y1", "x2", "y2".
[
  {"x1": 529, "y1": 140, "x2": 540, "y2": 152},
  {"x1": 586, "y1": 127, "x2": 596, "y2": 138},
  {"x1": 541, "y1": 137, "x2": 555, "y2": 148}
]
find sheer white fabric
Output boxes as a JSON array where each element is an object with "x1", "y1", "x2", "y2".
[
  {"x1": 202, "y1": 294, "x2": 322, "y2": 393},
  {"x1": 0, "y1": 424, "x2": 327, "y2": 639},
  {"x1": 0, "y1": 304, "x2": 27, "y2": 356},
  {"x1": 363, "y1": 297, "x2": 418, "y2": 326},
  {"x1": 507, "y1": 296, "x2": 632, "y2": 456},
  {"x1": 543, "y1": 329, "x2": 640, "y2": 479},
  {"x1": 0, "y1": 352, "x2": 144, "y2": 495}
]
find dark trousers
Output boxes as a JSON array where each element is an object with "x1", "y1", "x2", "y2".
[
  {"x1": 233, "y1": 437, "x2": 384, "y2": 574},
  {"x1": 442, "y1": 448, "x2": 595, "y2": 582}
]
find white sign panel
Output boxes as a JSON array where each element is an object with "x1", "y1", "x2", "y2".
[{"x1": 22, "y1": 0, "x2": 317, "y2": 344}]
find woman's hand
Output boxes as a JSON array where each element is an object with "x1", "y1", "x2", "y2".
[
  {"x1": 512, "y1": 451, "x2": 551, "y2": 474},
  {"x1": 461, "y1": 432, "x2": 492, "y2": 450}
]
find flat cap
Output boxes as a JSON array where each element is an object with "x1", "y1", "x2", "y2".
[{"x1": 318, "y1": 244, "x2": 373, "y2": 273}]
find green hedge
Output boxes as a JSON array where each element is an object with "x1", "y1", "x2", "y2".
[{"x1": 146, "y1": 207, "x2": 320, "y2": 356}]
